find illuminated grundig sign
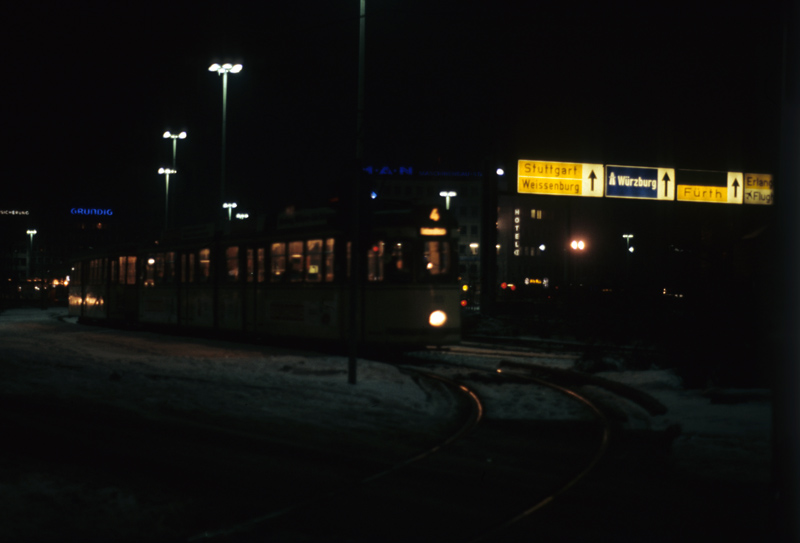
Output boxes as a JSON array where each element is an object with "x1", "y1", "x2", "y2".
[{"x1": 71, "y1": 208, "x2": 113, "y2": 216}]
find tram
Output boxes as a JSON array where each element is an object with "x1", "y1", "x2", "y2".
[{"x1": 68, "y1": 201, "x2": 462, "y2": 348}]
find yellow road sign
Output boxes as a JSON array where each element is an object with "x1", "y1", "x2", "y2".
[
  {"x1": 676, "y1": 170, "x2": 743, "y2": 204},
  {"x1": 517, "y1": 160, "x2": 604, "y2": 197},
  {"x1": 743, "y1": 173, "x2": 773, "y2": 205}
]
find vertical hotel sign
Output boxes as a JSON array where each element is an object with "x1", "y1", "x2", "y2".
[{"x1": 518, "y1": 160, "x2": 604, "y2": 197}]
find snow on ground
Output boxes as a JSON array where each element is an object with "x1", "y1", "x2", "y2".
[
  {"x1": 1, "y1": 306, "x2": 773, "y2": 485},
  {"x1": 0, "y1": 308, "x2": 460, "y2": 442},
  {"x1": 0, "y1": 307, "x2": 772, "y2": 537}
]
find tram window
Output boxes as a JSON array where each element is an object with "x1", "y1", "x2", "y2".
[
  {"x1": 125, "y1": 256, "x2": 136, "y2": 285},
  {"x1": 198, "y1": 248, "x2": 211, "y2": 282},
  {"x1": 187, "y1": 253, "x2": 195, "y2": 283},
  {"x1": 114, "y1": 256, "x2": 131, "y2": 285},
  {"x1": 346, "y1": 242, "x2": 351, "y2": 279},
  {"x1": 180, "y1": 254, "x2": 188, "y2": 283},
  {"x1": 385, "y1": 242, "x2": 411, "y2": 282},
  {"x1": 423, "y1": 241, "x2": 451, "y2": 277},
  {"x1": 271, "y1": 242, "x2": 286, "y2": 282},
  {"x1": 306, "y1": 239, "x2": 323, "y2": 282},
  {"x1": 367, "y1": 241, "x2": 384, "y2": 282},
  {"x1": 246, "y1": 248, "x2": 255, "y2": 283},
  {"x1": 165, "y1": 252, "x2": 176, "y2": 283},
  {"x1": 144, "y1": 255, "x2": 156, "y2": 287},
  {"x1": 226, "y1": 246, "x2": 239, "y2": 282},
  {"x1": 288, "y1": 241, "x2": 303, "y2": 282},
  {"x1": 154, "y1": 253, "x2": 166, "y2": 284},
  {"x1": 181, "y1": 253, "x2": 196, "y2": 283},
  {"x1": 257, "y1": 248, "x2": 266, "y2": 283},
  {"x1": 91, "y1": 258, "x2": 107, "y2": 283},
  {"x1": 73, "y1": 262, "x2": 82, "y2": 286},
  {"x1": 324, "y1": 238, "x2": 335, "y2": 282}
]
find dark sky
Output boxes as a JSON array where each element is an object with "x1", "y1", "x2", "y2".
[{"x1": 3, "y1": 1, "x2": 784, "y2": 231}]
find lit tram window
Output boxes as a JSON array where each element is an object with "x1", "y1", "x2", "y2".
[
  {"x1": 288, "y1": 241, "x2": 303, "y2": 282},
  {"x1": 198, "y1": 248, "x2": 211, "y2": 282},
  {"x1": 226, "y1": 246, "x2": 239, "y2": 282},
  {"x1": 271, "y1": 242, "x2": 286, "y2": 282},
  {"x1": 324, "y1": 239, "x2": 335, "y2": 282},
  {"x1": 367, "y1": 241, "x2": 384, "y2": 281},
  {"x1": 257, "y1": 248, "x2": 266, "y2": 283},
  {"x1": 306, "y1": 239, "x2": 323, "y2": 282},
  {"x1": 246, "y1": 248, "x2": 255, "y2": 283}
]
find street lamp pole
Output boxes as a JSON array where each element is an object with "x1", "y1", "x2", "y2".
[
  {"x1": 623, "y1": 234, "x2": 634, "y2": 252},
  {"x1": 439, "y1": 190, "x2": 457, "y2": 210},
  {"x1": 26, "y1": 229, "x2": 37, "y2": 278},
  {"x1": 158, "y1": 168, "x2": 176, "y2": 232},
  {"x1": 208, "y1": 63, "x2": 242, "y2": 221},
  {"x1": 163, "y1": 131, "x2": 187, "y2": 170},
  {"x1": 223, "y1": 202, "x2": 237, "y2": 221}
]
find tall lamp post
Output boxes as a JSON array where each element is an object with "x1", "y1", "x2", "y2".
[
  {"x1": 26, "y1": 229, "x2": 37, "y2": 278},
  {"x1": 439, "y1": 191, "x2": 457, "y2": 210},
  {"x1": 208, "y1": 63, "x2": 242, "y2": 221},
  {"x1": 163, "y1": 131, "x2": 187, "y2": 169},
  {"x1": 158, "y1": 168, "x2": 176, "y2": 232},
  {"x1": 223, "y1": 202, "x2": 238, "y2": 221}
]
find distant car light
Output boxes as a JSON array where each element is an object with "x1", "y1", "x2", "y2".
[{"x1": 429, "y1": 310, "x2": 447, "y2": 327}]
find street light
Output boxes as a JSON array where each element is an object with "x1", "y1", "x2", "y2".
[
  {"x1": 163, "y1": 131, "x2": 187, "y2": 169},
  {"x1": 623, "y1": 234, "x2": 634, "y2": 252},
  {"x1": 223, "y1": 202, "x2": 237, "y2": 221},
  {"x1": 209, "y1": 63, "x2": 243, "y2": 220},
  {"x1": 439, "y1": 190, "x2": 457, "y2": 210},
  {"x1": 158, "y1": 168, "x2": 176, "y2": 232},
  {"x1": 26, "y1": 229, "x2": 37, "y2": 278}
]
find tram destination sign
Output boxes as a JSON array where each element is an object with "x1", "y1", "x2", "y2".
[
  {"x1": 605, "y1": 165, "x2": 675, "y2": 201},
  {"x1": 517, "y1": 160, "x2": 604, "y2": 198},
  {"x1": 676, "y1": 170, "x2": 743, "y2": 204},
  {"x1": 743, "y1": 173, "x2": 773, "y2": 205}
]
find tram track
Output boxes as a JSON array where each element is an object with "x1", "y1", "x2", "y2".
[{"x1": 191, "y1": 354, "x2": 615, "y2": 542}]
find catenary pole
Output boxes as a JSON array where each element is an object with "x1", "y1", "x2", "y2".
[{"x1": 349, "y1": 0, "x2": 366, "y2": 385}]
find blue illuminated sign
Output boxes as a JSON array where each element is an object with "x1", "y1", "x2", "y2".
[
  {"x1": 71, "y1": 208, "x2": 114, "y2": 216},
  {"x1": 362, "y1": 165, "x2": 483, "y2": 177}
]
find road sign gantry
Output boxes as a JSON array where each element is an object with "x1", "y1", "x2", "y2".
[{"x1": 516, "y1": 158, "x2": 773, "y2": 205}]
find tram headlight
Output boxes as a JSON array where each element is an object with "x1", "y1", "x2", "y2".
[{"x1": 429, "y1": 310, "x2": 447, "y2": 327}]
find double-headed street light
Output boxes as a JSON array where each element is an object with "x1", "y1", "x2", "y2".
[
  {"x1": 163, "y1": 131, "x2": 187, "y2": 169},
  {"x1": 439, "y1": 190, "x2": 457, "y2": 210},
  {"x1": 223, "y1": 202, "x2": 238, "y2": 221},
  {"x1": 158, "y1": 168, "x2": 176, "y2": 232},
  {"x1": 209, "y1": 63, "x2": 243, "y2": 221},
  {"x1": 623, "y1": 234, "x2": 634, "y2": 253}
]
